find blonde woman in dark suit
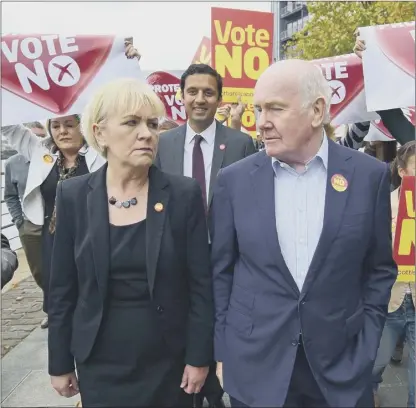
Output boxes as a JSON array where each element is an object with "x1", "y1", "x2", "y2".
[{"x1": 48, "y1": 78, "x2": 214, "y2": 407}]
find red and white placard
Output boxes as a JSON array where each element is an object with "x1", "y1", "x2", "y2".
[
  {"x1": 313, "y1": 54, "x2": 378, "y2": 125},
  {"x1": 145, "y1": 70, "x2": 186, "y2": 125},
  {"x1": 360, "y1": 21, "x2": 415, "y2": 112},
  {"x1": 1, "y1": 34, "x2": 143, "y2": 126}
]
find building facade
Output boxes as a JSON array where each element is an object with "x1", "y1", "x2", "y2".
[{"x1": 271, "y1": 1, "x2": 309, "y2": 60}]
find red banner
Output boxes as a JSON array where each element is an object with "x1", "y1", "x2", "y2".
[
  {"x1": 145, "y1": 70, "x2": 186, "y2": 125},
  {"x1": 1, "y1": 34, "x2": 141, "y2": 126},
  {"x1": 1, "y1": 34, "x2": 113, "y2": 114},
  {"x1": 192, "y1": 37, "x2": 211, "y2": 65},
  {"x1": 313, "y1": 54, "x2": 415, "y2": 138},
  {"x1": 393, "y1": 176, "x2": 415, "y2": 282}
]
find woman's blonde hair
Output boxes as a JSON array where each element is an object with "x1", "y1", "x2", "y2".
[{"x1": 81, "y1": 78, "x2": 166, "y2": 157}]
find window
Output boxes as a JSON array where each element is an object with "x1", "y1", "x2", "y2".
[{"x1": 293, "y1": 20, "x2": 298, "y2": 33}]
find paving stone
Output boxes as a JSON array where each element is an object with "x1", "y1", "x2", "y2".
[
  {"x1": 2, "y1": 329, "x2": 48, "y2": 372},
  {"x1": 1, "y1": 276, "x2": 45, "y2": 357},
  {"x1": 9, "y1": 324, "x2": 38, "y2": 332},
  {"x1": 0, "y1": 258, "x2": 409, "y2": 407},
  {"x1": 1, "y1": 368, "x2": 31, "y2": 402},
  {"x1": 1, "y1": 370, "x2": 80, "y2": 407},
  {"x1": 2, "y1": 331, "x2": 30, "y2": 340}
]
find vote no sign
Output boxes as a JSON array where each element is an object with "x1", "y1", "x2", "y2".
[
  {"x1": 211, "y1": 8, "x2": 274, "y2": 136},
  {"x1": 1, "y1": 34, "x2": 143, "y2": 126},
  {"x1": 393, "y1": 176, "x2": 415, "y2": 283}
]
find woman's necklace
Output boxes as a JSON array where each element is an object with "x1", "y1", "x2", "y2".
[
  {"x1": 108, "y1": 196, "x2": 138, "y2": 209},
  {"x1": 108, "y1": 179, "x2": 147, "y2": 209}
]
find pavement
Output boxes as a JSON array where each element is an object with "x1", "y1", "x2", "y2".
[
  {"x1": 0, "y1": 252, "x2": 410, "y2": 407},
  {"x1": 1, "y1": 249, "x2": 46, "y2": 358}
]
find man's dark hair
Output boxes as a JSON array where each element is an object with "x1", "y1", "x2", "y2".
[{"x1": 180, "y1": 64, "x2": 223, "y2": 100}]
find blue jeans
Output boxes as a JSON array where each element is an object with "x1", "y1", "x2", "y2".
[{"x1": 372, "y1": 294, "x2": 415, "y2": 407}]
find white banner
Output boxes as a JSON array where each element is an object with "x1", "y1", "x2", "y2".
[
  {"x1": 365, "y1": 122, "x2": 395, "y2": 142},
  {"x1": 361, "y1": 21, "x2": 415, "y2": 112},
  {"x1": 1, "y1": 34, "x2": 143, "y2": 126}
]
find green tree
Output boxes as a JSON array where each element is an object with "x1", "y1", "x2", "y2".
[{"x1": 285, "y1": 1, "x2": 415, "y2": 60}]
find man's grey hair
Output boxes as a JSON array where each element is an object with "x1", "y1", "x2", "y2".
[{"x1": 299, "y1": 64, "x2": 332, "y2": 124}]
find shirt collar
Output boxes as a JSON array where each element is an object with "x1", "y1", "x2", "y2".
[
  {"x1": 186, "y1": 120, "x2": 216, "y2": 146},
  {"x1": 78, "y1": 144, "x2": 89, "y2": 155},
  {"x1": 272, "y1": 131, "x2": 329, "y2": 174},
  {"x1": 315, "y1": 132, "x2": 328, "y2": 169}
]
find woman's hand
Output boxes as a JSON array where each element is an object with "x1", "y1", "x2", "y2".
[
  {"x1": 180, "y1": 364, "x2": 209, "y2": 394},
  {"x1": 353, "y1": 29, "x2": 366, "y2": 59},
  {"x1": 51, "y1": 372, "x2": 79, "y2": 398},
  {"x1": 216, "y1": 105, "x2": 231, "y2": 123},
  {"x1": 124, "y1": 39, "x2": 141, "y2": 61},
  {"x1": 230, "y1": 96, "x2": 246, "y2": 120}
]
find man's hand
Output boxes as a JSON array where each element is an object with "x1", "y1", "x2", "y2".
[
  {"x1": 180, "y1": 365, "x2": 209, "y2": 394},
  {"x1": 216, "y1": 362, "x2": 223, "y2": 388},
  {"x1": 51, "y1": 372, "x2": 79, "y2": 398},
  {"x1": 124, "y1": 39, "x2": 141, "y2": 61}
]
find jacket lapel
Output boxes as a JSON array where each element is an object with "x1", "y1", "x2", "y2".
[
  {"x1": 251, "y1": 152, "x2": 300, "y2": 296},
  {"x1": 209, "y1": 121, "x2": 227, "y2": 206},
  {"x1": 87, "y1": 164, "x2": 111, "y2": 301},
  {"x1": 146, "y1": 166, "x2": 170, "y2": 297},
  {"x1": 301, "y1": 141, "x2": 355, "y2": 295},
  {"x1": 168, "y1": 126, "x2": 186, "y2": 176},
  {"x1": 24, "y1": 147, "x2": 57, "y2": 198}
]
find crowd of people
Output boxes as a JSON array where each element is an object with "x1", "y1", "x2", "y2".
[{"x1": 0, "y1": 32, "x2": 414, "y2": 408}]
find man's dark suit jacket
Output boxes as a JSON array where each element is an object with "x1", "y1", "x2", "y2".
[
  {"x1": 48, "y1": 164, "x2": 214, "y2": 376},
  {"x1": 154, "y1": 120, "x2": 256, "y2": 208},
  {"x1": 210, "y1": 139, "x2": 398, "y2": 407}
]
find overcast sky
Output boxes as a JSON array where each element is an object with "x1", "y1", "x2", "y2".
[{"x1": 2, "y1": 1, "x2": 272, "y2": 70}]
